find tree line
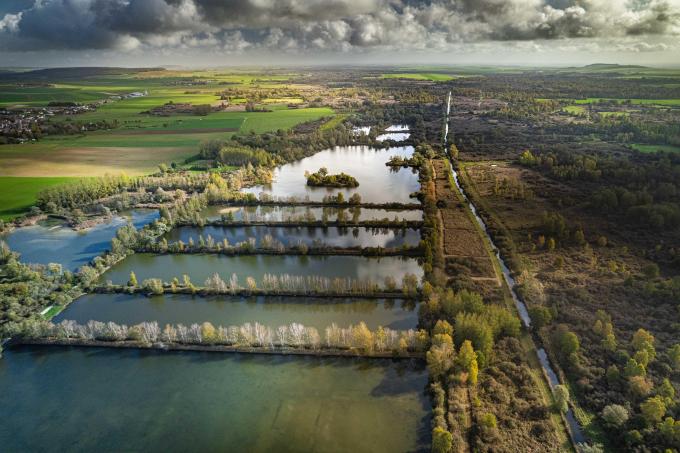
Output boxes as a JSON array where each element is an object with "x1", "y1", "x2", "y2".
[
  {"x1": 17, "y1": 319, "x2": 430, "y2": 355},
  {"x1": 115, "y1": 271, "x2": 421, "y2": 298}
]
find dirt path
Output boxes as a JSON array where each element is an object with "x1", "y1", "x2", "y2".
[{"x1": 448, "y1": 385, "x2": 472, "y2": 453}]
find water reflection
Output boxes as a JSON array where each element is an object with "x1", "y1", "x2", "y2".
[
  {"x1": 242, "y1": 145, "x2": 419, "y2": 203},
  {"x1": 200, "y1": 205, "x2": 423, "y2": 222},
  {"x1": 55, "y1": 293, "x2": 419, "y2": 331},
  {"x1": 101, "y1": 254, "x2": 424, "y2": 287},
  {"x1": 0, "y1": 346, "x2": 430, "y2": 452},
  {"x1": 2, "y1": 209, "x2": 159, "y2": 270},
  {"x1": 165, "y1": 225, "x2": 421, "y2": 248}
]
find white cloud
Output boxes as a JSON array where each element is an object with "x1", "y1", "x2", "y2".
[
  {"x1": 0, "y1": 12, "x2": 22, "y2": 32},
  {"x1": 0, "y1": 0, "x2": 679, "y2": 59}
]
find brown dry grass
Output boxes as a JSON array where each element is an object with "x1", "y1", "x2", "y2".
[
  {"x1": 433, "y1": 159, "x2": 497, "y2": 281},
  {"x1": 463, "y1": 160, "x2": 680, "y2": 353}
]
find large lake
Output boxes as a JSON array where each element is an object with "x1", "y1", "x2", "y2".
[
  {"x1": 242, "y1": 145, "x2": 419, "y2": 203},
  {"x1": 0, "y1": 347, "x2": 430, "y2": 452}
]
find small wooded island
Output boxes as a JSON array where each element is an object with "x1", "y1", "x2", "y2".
[{"x1": 305, "y1": 167, "x2": 359, "y2": 188}]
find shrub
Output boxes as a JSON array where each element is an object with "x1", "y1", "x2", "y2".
[
  {"x1": 432, "y1": 427, "x2": 452, "y2": 453},
  {"x1": 479, "y1": 413, "x2": 497, "y2": 429},
  {"x1": 142, "y1": 278, "x2": 164, "y2": 295},
  {"x1": 640, "y1": 396, "x2": 666, "y2": 425},
  {"x1": 601, "y1": 404, "x2": 629, "y2": 427},
  {"x1": 553, "y1": 385, "x2": 570, "y2": 413}
]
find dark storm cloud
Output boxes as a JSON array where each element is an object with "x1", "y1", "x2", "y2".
[{"x1": 1, "y1": 0, "x2": 679, "y2": 52}]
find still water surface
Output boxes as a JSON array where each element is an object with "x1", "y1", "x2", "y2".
[
  {"x1": 0, "y1": 347, "x2": 430, "y2": 452},
  {"x1": 2, "y1": 209, "x2": 158, "y2": 270},
  {"x1": 242, "y1": 145, "x2": 419, "y2": 203},
  {"x1": 56, "y1": 293, "x2": 419, "y2": 331},
  {"x1": 101, "y1": 254, "x2": 424, "y2": 286},
  {"x1": 200, "y1": 205, "x2": 423, "y2": 222},
  {"x1": 0, "y1": 137, "x2": 430, "y2": 452},
  {"x1": 165, "y1": 225, "x2": 421, "y2": 248}
]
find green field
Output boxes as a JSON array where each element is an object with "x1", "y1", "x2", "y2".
[
  {"x1": 631, "y1": 143, "x2": 680, "y2": 153},
  {"x1": 0, "y1": 177, "x2": 75, "y2": 220},
  {"x1": 0, "y1": 85, "x2": 119, "y2": 107},
  {"x1": 240, "y1": 107, "x2": 333, "y2": 133},
  {"x1": 563, "y1": 105, "x2": 586, "y2": 115},
  {"x1": 0, "y1": 107, "x2": 334, "y2": 176},
  {"x1": 42, "y1": 305, "x2": 65, "y2": 320},
  {"x1": 0, "y1": 70, "x2": 334, "y2": 219},
  {"x1": 381, "y1": 73, "x2": 455, "y2": 81},
  {"x1": 537, "y1": 97, "x2": 680, "y2": 107},
  {"x1": 0, "y1": 71, "x2": 294, "y2": 108},
  {"x1": 319, "y1": 114, "x2": 349, "y2": 131},
  {"x1": 598, "y1": 111, "x2": 630, "y2": 117},
  {"x1": 573, "y1": 98, "x2": 680, "y2": 106}
]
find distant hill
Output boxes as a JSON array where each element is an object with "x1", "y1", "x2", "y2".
[
  {"x1": 0, "y1": 67, "x2": 163, "y2": 81},
  {"x1": 582, "y1": 63, "x2": 650, "y2": 70}
]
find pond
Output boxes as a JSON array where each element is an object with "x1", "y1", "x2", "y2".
[
  {"x1": 165, "y1": 225, "x2": 421, "y2": 248},
  {"x1": 1, "y1": 127, "x2": 431, "y2": 452},
  {"x1": 0, "y1": 347, "x2": 430, "y2": 452},
  {"x1": 352, "y1": 126, "x2": 371, "y2": 135},
  {"x1": 376, "y1": 132, "x2": 411, "y2": 142},
  {"x1": 1, "y1": 209, "x2": 159, "y2": 270},
  {"x1": 377, "y1": 125, "x2": 411, "y2": 142},
  {"x1": 200, "y1": 205, "x2": 423, "y2": 222},
  {"x1": 55, "y1": 293, "x2": 418, "y2": 331},
  {"x1": 242, "y1": 145, "x2": 419, "y2": 203},
  {"x1": 100, "y1": 254, "x2": 424, "y2": 287}
]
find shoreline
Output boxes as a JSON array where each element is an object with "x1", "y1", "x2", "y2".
[{"x1": 14, "y1": 338, "x2": 425, "y2": 360}]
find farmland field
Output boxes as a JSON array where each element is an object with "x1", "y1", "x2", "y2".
[
  {"x1": 0, "y1": 71, "x2": 334, "y2": 218},
  {"x1": 0, "y1": 144, "x2": 194, "y2": 176},
  {"x1": 631, "y1": 143, "x2": 680, "y2": 153},
  {"x1": 16, "y1": 107, "x2": 333, "y2": 148},
  {"x1": 381, "y1": 73, "x2": 455, "y2": 81},
  {"x1": 573, "y1": 98, "x2": 680, "y2": 106},
  {"x1": 0, "y1": 176, "x2": 75, "y2": 220},
  {"x1": 563, "y1": 105, "x2": 586, "y2": 114}
]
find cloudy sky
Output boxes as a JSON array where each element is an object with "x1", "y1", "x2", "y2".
[{"x1": 1, "y1": 0, "x2": 679, "y2": 67}]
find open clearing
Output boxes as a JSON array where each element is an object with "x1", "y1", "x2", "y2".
[
  {"x1": 631, "y1": 143, "x2": 680, "y2": 153},
  {"x1": 573, "y1": 98, "x2": 680, "y2": 106},
  {"x1": 0, "y1": 177, "x2": 75, "y2": 220},
  {"x1": 381, "y1": 73, "x2": 455, "y2": 81},
  {"x1": 563, "y1": 105, "x2": 586, "y2": 115}
]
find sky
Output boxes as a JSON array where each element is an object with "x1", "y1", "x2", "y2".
[{"x1": 0, "y1": 0, "x2": 679, "y2": 68}]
